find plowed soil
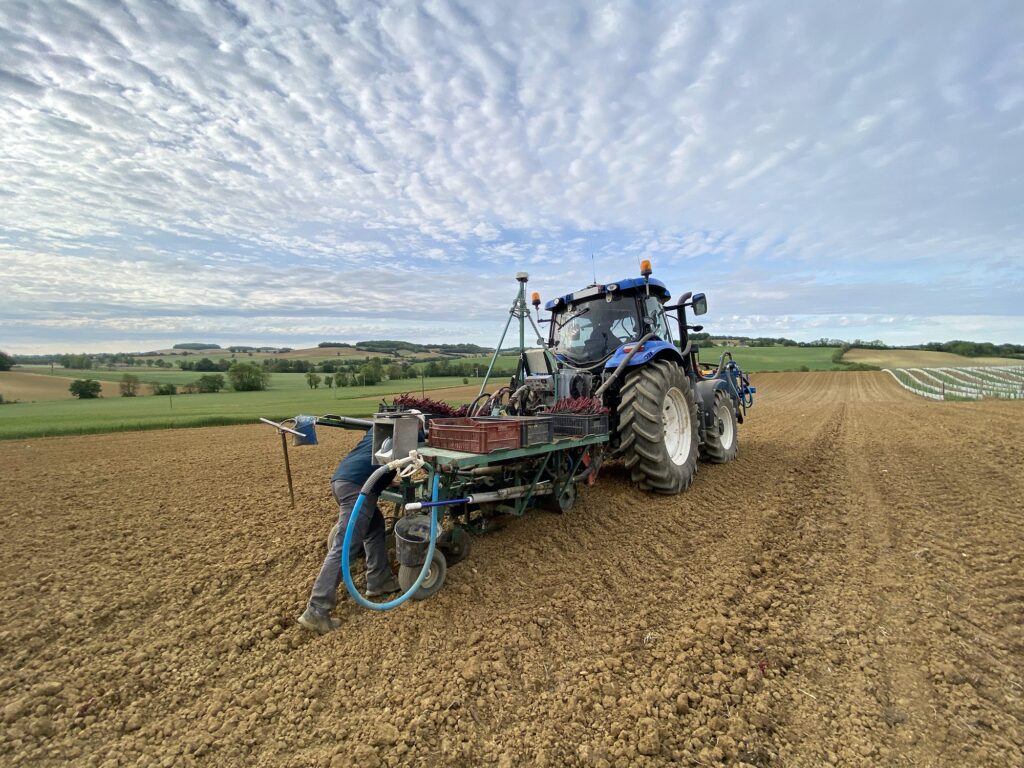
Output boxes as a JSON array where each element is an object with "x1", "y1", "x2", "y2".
[{"x1": 2, "y1": 372, "x2": 1021, "y2": 767}]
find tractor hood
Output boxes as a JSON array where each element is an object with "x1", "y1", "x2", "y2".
[{"x1": 543, "y1": 278, "x2": 670, "y2": 310}]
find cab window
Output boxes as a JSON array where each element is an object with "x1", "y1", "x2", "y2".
[{"x1": 645, "y1": 296, "x2": 672, "y2": 341}]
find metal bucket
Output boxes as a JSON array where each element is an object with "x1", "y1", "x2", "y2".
[{"x1": 394, "y1": 515, "x2": 432, "y2": 567}]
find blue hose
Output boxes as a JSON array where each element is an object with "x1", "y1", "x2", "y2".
[{"x1": 341, "y1": 473, "x2": 441, "y2": 611}]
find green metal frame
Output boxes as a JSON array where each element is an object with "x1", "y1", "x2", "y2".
[
  {"x1": 377, "y1": 433, "x2": 607, "y2": 517},
  {"x1": 513, "y1": 452, "x2": 551, "y2": 517}
]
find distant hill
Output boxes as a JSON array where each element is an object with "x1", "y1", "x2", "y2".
[{"x1": 843, "y1": 348, "x2": 1022, "y2": 368}]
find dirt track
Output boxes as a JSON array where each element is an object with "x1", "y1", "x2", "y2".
[{"x1": 1, "y1": 372, "x2": 1021, "y2": 767}]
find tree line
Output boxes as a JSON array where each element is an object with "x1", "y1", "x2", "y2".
[
  {"x1": 318, "y1": 340, "x2": 491, "y2": 354},
  {"x1": 67, "y1": 363, "x2": 271, "y2": 399}
]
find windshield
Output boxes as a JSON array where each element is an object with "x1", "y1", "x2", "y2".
[
  {"x1": 552, "y1": 294, "x2": 641, "y2": 362},
  {"x1": 645, "y1": 295, "x2": 672, "y2": 342}
]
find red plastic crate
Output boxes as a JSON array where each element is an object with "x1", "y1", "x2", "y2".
[
  {"x1": 427, "y1": 417, "x2": 521, "y2": 453},
  {"x1": 475, "y1": 415, "x2": 554, "y2": 446}
]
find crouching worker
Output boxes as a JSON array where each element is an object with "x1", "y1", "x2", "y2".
[{"x1": 297, "y1": 428, "x2": 401, "y2": 634}]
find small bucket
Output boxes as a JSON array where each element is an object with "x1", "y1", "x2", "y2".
[
  {"x1": 291, "y1": 415, "x2": 318, "y2": 446},
  {"x1": 394, "y1": 515, "x2": 432, "y2": 567}
]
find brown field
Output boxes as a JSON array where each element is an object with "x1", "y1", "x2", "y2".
[
  {"x1": 0, "y1": 371, "x2": 119, "y2": 401},
  {"x1": 138, "y1": 347, "x2": 462, "y2": 363},
  {"x1": 275, "y1": 348, "x2": 468, "y2": 362},
  {"x1": 137, "y1": 346, "x2": 389, "y2": 362},
  {"x1": 273, "y1": 346, "x2": 388, "y2": 361},
  {"x1": 1, "y1": 372, "x2": 1022, "y2": 767},
  {"x1": 843, "y1": 348, "x2": 1021, "y2": 368}
]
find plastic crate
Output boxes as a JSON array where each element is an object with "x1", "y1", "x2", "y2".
[
  {"x1": 427, "y1": 417, "x2": 521, "y2": 453},
  {"x1": 551, "y1": 412, "x2": 609, "y2": 437},
  {"x1": 476, "y1": 415, "x2": 554, "y2": 446}
]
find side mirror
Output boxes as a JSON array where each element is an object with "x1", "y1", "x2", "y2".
[{"x1": 691, "y1": 293, "x2": 707, "y2": 316}]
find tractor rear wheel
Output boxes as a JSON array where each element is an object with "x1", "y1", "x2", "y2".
[
  {"x1": 618, "y1": 359, "x2": 699, "y2": 494},
  {"x1": 701, "y1": 391, "x2": 738, "y2": 463}
]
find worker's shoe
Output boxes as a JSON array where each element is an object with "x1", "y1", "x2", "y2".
[
  {"x1": 297, "y1": 606, "x2": 340, "y2": 634},
  {"x1": 365, "y1": 575, "x2": 401, "y2": 597}
]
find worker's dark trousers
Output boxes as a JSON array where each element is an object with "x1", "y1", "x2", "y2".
[{"x1": 308, "y1": 479, "x2": 391, "y2": 614}]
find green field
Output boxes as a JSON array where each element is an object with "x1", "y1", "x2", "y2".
[
  {"x1": 427, "y1": 346, "x2": 842, "y2": 374},
  {"x1": 697, "y1": 345, "x2": 841, "y2": 372},
  {"x1": 0, "y1": 375, "x2": 478, "y2": 441},
  {"x1": 20, "y1": 366, "x2": 336, "y2": 389},
  {"x1": 411, "y1": 354, "x2": 520, "y2": 375}
]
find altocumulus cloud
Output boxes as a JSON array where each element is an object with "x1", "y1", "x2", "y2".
[{"x1": 0, "y1": 0, "x2": 1022, "y2": 351}]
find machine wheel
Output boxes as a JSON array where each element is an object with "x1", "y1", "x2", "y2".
[
  {"x1": 701, "y1": 391, "x2": 738, "y2": 464},
  {"x1": 439, "y1": 529, "x2": 472, "y2": 565},
  {"x1": 398, "y1": 549, "x2": 447, "y2": 601},
  {"x1": 618, "y1": 359, "x2": 699, "y2": 494},
  {"x1": 541, "y1": 481, "x2": 577, "y2": 513}
]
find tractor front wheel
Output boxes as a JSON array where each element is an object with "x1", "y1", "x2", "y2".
[{"x1": 618, "y1": 359, "x2": 699, "y2": 494}]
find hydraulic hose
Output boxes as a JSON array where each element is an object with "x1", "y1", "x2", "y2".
[
  {"x1": 467, "y1": 393, "x2": 491, "y2": 417},
  {"x1": 316, "y1": 415, "x2": 375, "y2": 430},
  {"x1": 593, "y1": 332, "x2": 656, "y2": 398},
  {"x1": 507, "y1": 383, "x2": 531, "y2": 415},
  {"x1": 341, "y1": 460, "x2": 441, "y2": 611}
]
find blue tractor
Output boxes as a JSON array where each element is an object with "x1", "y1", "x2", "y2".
[{"x1": 478, "y1": 263, "x2": 754, "y2": 494}]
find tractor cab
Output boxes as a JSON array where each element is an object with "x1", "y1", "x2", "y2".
[{"x1": 545, "y1": 277, "x2": 674, "y2": 369}]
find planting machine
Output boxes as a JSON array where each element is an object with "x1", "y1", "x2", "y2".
[{"x1": 268, "y1": 263, "x2": 754, "y2": 609}]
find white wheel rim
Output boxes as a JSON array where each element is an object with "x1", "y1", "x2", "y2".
[
  {"x1": 662, "y1": 387, "x2": 692, "y2": 465},
  {"x1": 718, "y1": 402, "x2": 735, "y2": 449}
]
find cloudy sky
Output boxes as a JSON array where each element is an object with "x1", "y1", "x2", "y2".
[{"x1": 1, "y1": 0, "x2": 1022, "y2": 353}]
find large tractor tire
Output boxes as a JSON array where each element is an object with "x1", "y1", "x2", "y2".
[
  {"x1": 701, "y1": 391, "x2": 738, "y2": 464},
  {"x1": 618, "y1": 359, "x2": 699, "y2": 494}
]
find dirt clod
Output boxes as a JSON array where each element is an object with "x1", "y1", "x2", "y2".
[
  {"x1": 372, "y1": 723, "x2": 399, "y2": 747},
  {"x1": 33, "y1": 681, "x2": 63, "y2": 697},
  {"x1": 636, "y1": 717, "x2": 660, "y2": 755}
]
